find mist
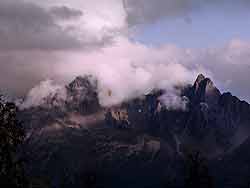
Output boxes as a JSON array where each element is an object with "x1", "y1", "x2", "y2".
[
  {"x1": 19, "y1": 38, "x2": 198, "y2": 108},
  {"x1": 5, "y1": 37, "x2": 250, "y2": 109},
  {"x1": 1, "y1": 0, "x2": 250, "y2": 108}
]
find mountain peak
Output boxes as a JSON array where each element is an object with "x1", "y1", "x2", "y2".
[
  {"x1": 66, "y1": 75, "x2": 100, "y2": 114},
  {"x1": 194, "y1": 74, "x2": 206, "y2": 85},
  {"x1": 190, "y1": 74, "x2": 221, "y2": 106},
  {"x1": 67, "y1": 75, "x2": 97, "y2": 92},
  {"x1": 193, "y1": 74, "x2": 214, "y2": 90}
]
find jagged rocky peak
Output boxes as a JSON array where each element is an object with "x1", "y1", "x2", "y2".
[
  {"x1": 193, "y1": 74, "x2": 219, "y2": 95},
  {"x1": 19, "y1": 75, "x2": 102, "y2": 115},
  {"x1": 194, "y1": 74, "x2": 206, "y2": 86},
  {"x1": 66, "y1": 75, "x2": 101, "y2": 114},
  {"x1": 67, "y1": 75, "x2": 97, "y2": 92},
  {"x1": 66, "y1": 75, "x2": 98, "y2": 102},
  {"x1": 219, "y1": 92, "x2": 250, "y2": 118},
  {"x1": 105, "y1": 91, "x2": 162, "y2": 130},
  {"x1": 191, "y1": 74, "x2": 221, "y2": 106}
]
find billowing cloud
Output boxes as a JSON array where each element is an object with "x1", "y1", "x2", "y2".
[
  {"x1": 21, "y1": 80, "x2": 67, "y2": 109},
  {"x1": 15, "y1": 38, "x2": 250, "y2": 108},
  {"x1": 0, "y1": 0, "x2": 250, "y2": 108},
  {"x1": 1, "y1": 0, "x2": 250, "y2": 52},
  {"x1": 0, "y1": 0, "x2": 80, "y2": 50},
  {"x1": 0, "y1": 0, "x2": 115, "y2": 51}
]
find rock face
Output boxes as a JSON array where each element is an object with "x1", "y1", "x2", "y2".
[
  {"x1": 21, "y1": 75, "x2": 100, "y2": 113},
  {"x1": 17, "y1": 74, "x2": 250, "y2": 188},
  {"x1": 65, "y1": 75, "x2": 100, "y2": 114},
  {"x1": 190, "y1": 74, "x2": 221, "y2": 106},
  {"x1": 19, "y1": 75, "x2": 102, "y2": 133},
  {"x1": 106, "y1": 74, "x2": 250, "y2": 155}
]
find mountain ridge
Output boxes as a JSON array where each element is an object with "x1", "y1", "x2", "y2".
[{"x1": 14, "y1": 74, "x2": 250, "y2": 188}]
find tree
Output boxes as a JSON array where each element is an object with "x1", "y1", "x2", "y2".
[{"x1": 0, "y1": 101, "x2": 27, "y2": 187}]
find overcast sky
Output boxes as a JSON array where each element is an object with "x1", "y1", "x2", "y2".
[{"x1": 1, "y1": 0, "x2": 250, "y2": 103}]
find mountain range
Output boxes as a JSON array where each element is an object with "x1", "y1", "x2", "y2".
[{"x1": 11, "y1": 74, "x2": 250, "y2": 187}]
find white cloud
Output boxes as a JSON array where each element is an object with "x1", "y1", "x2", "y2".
[
  {"x1": 27, "y1": 37, "x2": 250, "y2": 107},
  {"x1": 23, "y1": 0, "x2": 128, "y2": 45},
  {"x1": 34, "y1": 37, "x2": 199, "y2": 107},
  {"x1": 1, "y1": 0, "x2": 250, "y2": 107},
  {"x1": 21, "y1": 80, "x2": 67, "y2": 109}
]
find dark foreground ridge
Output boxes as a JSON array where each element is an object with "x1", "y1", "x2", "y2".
[{"x1": 14, "y1": 74, "x2": 250, "y2": 187}]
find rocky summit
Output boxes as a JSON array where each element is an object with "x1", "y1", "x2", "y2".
[{"x1": 16, "y1": 74, "x2": 250, "y2": 188}]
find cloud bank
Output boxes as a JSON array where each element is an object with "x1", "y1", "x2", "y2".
[
  {"x1": 21, "y1": 80, "x2": 67, "y2": 109},
  {"x1": 0, "y1": 0, "x2": 250, "y2": 108},
  {"x1": 20, "y1": 38, "x2": 250, "y2": 108},
  {"x1": 20, "y1": 37, "x2": 198, "y2": 108}
]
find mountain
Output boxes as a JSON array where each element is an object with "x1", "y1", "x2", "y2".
[
  {"x1": 65, "y1": 75, "x2": 100, "y2": 114},
  {"x1": 18, "y1": 74, "x2": 250, "y2": 187},
  {"x1": 106, "y1": 74, "x2": 250, "y2": 156}
]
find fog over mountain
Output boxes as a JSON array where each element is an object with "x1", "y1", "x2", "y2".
[
  {"x1": 1, "y1": 0, "x2": 250, "y2": 103},
  {"x1": 16, "y1": 73, "x2": 250, "y2": 187},
  {"x1": 2, "y1": 1, "x2": 250, "y2": 187}
]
